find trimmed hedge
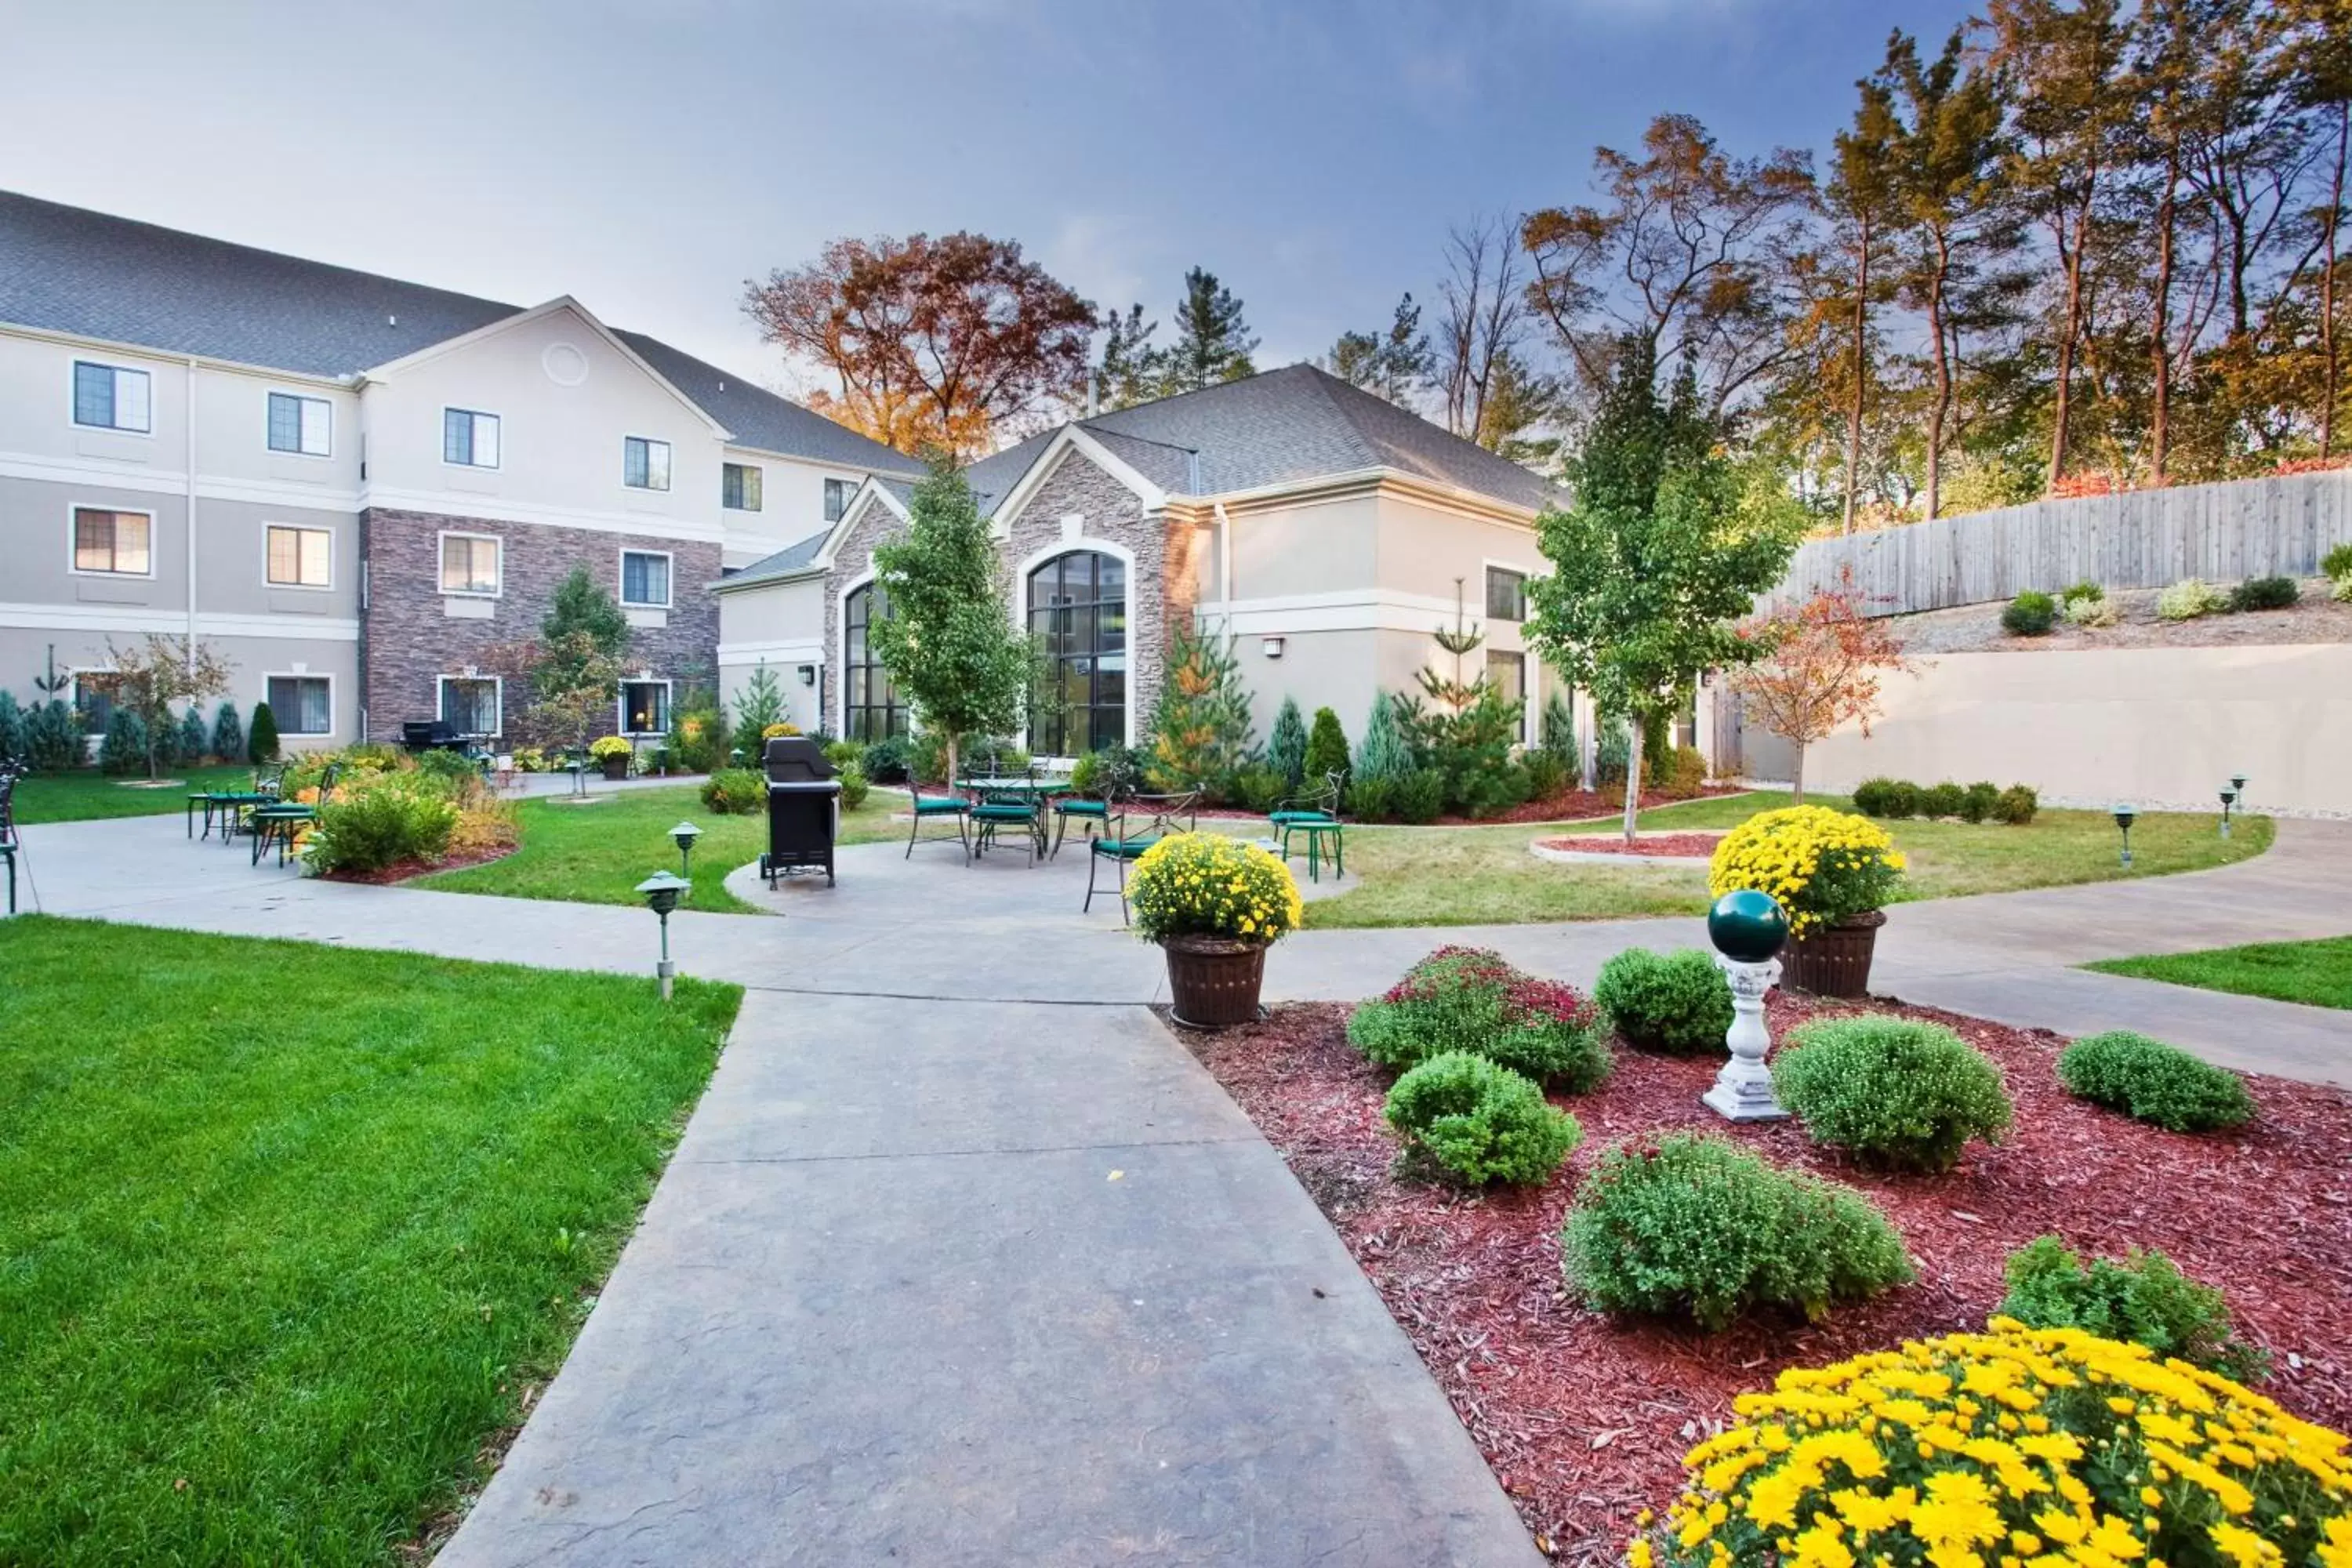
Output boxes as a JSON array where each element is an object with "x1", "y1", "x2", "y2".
[
  {"x1": 1384, "y1": 1051, "x2": 1581, "y2": 1187},
  {"x1": 2056, "y1": 1029, "x2": 2255, "y2": 1132},
  {"x1": 1853, "y1": 775, "x2": 2037, "y2": 824},
  {"x1": 1593, "y1": 947, "x2": 1733, "y2": 1055},
  {"x1": 1773, "y1": 1015, "x2": 2013, "y2": 1172}
]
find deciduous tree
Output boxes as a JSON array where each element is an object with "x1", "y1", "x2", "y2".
[
  {"x1": 100, "y1": 633, "x2": 234, "y2": 782},
  {"x1": 745, "y1": 233, "x2": 1096, "y2": 457},
  {"x1": 1727, "y1": 569, "x2": 1920, "y2": 804}
]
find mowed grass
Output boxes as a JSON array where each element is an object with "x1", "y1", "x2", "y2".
[
  {"x1": 2085, "y1": 935, "x2": 2352, "y2": 1011},
  {"x1": 1305, "y1": 791, "x2": 2275, "y2": 928},
  {"x1": 412, "y1": 782, "x2": 909, "y2": 914},
  {"x1": 11, "y1": 764, "x2": 260, "y2": 825},
  {"x1": 0, "y1": 916, "x2": 742, "y2": 1566}
]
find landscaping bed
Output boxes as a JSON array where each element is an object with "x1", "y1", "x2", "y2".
[
  {"x1": 1176, "y1": 995, "x2": 2352, "y2": 1565},
  {"x1": 1531, "y1": 832, "x2": 1725, "y2": 859}
]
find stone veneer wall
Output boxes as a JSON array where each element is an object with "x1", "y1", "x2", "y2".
[
  {"x1": 818, "y1": 447, "x2": 1189, "y2": 752},
  {"x1": 359, "y1": 507, "x2": 721, "y2": 742}
]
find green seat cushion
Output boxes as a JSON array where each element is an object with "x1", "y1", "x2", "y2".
[
  {"x1": 1269, "y1": 810, "x2": 1338, "y2": 826},
  {"x1": 1091, "y1": 836, "x2": 1161, "y2": 859},
  {"x1": 971, "y1": 804, "x2": 1037, "y2": 822},
  {"x1": 911, "y1": 797, "x2": 970, "y2": 815},
  {"x1": 1055, "y1": 799, "x2": 1110, "y2": 816}
]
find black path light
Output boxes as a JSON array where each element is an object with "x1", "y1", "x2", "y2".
[
  {"x1": 636, "y1": 869, "x2": 691, "y2": 1000},
  {"x1": 1702, "y1": 888, "x2": 1792, "y2": 1123},
  {"x1": 2113, "y1": 804, "x2": 2138, "y2": 867},
  {"x1": 670, "y1": 819, "x2": 704, "y2": 880},
  {"x1": 2218, "y1": 786, "x2": 2238, "y2": 839},
  {"x1": 2232, "y1": 773, "x2": 2249, "y2": 813}
]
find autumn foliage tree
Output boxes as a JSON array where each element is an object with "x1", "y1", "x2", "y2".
[
  {"x1": 1727, "y1": 569, "x2": 1919, "y2": 804},
  {"x1": 743, "y1": 232, "x2": 1096, "y2": 458},
  {"x1": 101, "y1": 633, "x2": 234, "y2": 782}
]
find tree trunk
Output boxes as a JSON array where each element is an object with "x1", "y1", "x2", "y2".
[
  {"x1": 1621, "y1": 721, "x2": 1645, "y2": 843},
  {"x1": 945, "y1": 731, "x2": 960, "y2": 790},
  {"x1": 2326, "y1": 105, "x2": 2347, "y2": 459},
  {"x1": 1842, "y1": 220, "x2": 1871, "y2": 537},
  {"x1": 2149, "y1": 160, "x2": 2179, "y2": 485},
  {"x1": 1925, "y1": 233, "x2": 1952, "y2": 521},
  {"x1": 2049, "y1": 205, "x2": 2089, "y2": 488},
  {"x1": 1789, "y1": 742, "x2": 1806, "y2": 808}
]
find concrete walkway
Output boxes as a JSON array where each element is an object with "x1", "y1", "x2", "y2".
[{"x1": 9, "y1": 810, "x2": 2350, "y2": 1564}]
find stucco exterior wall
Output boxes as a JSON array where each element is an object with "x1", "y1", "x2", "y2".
[
  {"x1": 1794, "y1": 644, "x2": 2352, "y2": 816},
  {"x1": 719, "y1": 573, "x2": 826, "y2": 735}
]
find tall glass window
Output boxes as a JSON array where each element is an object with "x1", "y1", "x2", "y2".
[
  {"x1": 843, "y1": 582, "x2": 907, "y2": 742},
  {"x1": 1025, "y1": 550, "x2": 1127, "y2": 757}
]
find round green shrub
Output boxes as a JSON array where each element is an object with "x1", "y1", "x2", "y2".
[
  {"x1": 2228, "y1": 575, "x2": 2299, "y2": 612},
  {"x1": 248, "y1": 701, "x2": 281, "y2": 764},
  {"x1": 1998, "y1": 1235, "x2": 2267, "y2": 1381},
  {"x1": 1384, "y1": 1051, "x2": 1582, "y2": 1187},
  {"x1": 1396, "y1": 768, "x2": 1446, "y2": 824},
  {"x1": 837, "y1": 764, "x2": 870, "y2": 811},
  {"x1": 699, "y1": 768, "x2": 767, "y2": 815},
  {"x1": 1850, "y1": 777, "x2": 1901, "y2": 818},
  {"x1": 1302, "y1": 706, "x2": 1352, "y2": 788},
  {"x1": 1559, "y1": 1134, "x2": 1913, "y2": 1330},
  {"x1": 1346, "y1": 775, "x2": 1399, "y2": 822},
  {"x1": 1594, "y1": 947, "x2": 1733, "y2": 1055},
  {"x1": 1918, "y1": 781, "x2": 1967, "y2": 819},
  {"x1": 1773, "y1": 1015, "x2": 2013, "y2": 1171},
  {"x1": 2001, "y1": 590, "x2": 2056, "y2": 636},
  {"x1": 2059, "y1": 579, "x2": 2104, "y2": 608},
  {"x1": 1346, "y1": 946, "x2": 1610, "y2": 1091},
  {"x1": 858, "y1": 735, "x2": 911, "y2": 783},
  {"x1": 1991, "y1": 782, "x2": 2039, "y2": 825},
  {"x1": 1958, "y1": 781, "x2": 2001, "y2": 823},
  {"x1": 1879, "y1": 779, "x2": 1921, "y2": 818},
  {"x1": 2055, "y1": 1029, "x2": 2254, "y2": 1132},
  {"x1": 2325, "y1": 541, "x2": 2352, "y2": 580},
  {"x1": 308, "y1": 776, "x2": 459, "y2": 874}
]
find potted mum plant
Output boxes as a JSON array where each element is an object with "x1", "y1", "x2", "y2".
[
  {"x1": 1129, "y1": 833, "x2": 1305, "y2": 1028},
  {"x1": 1708, "y1": 804, "x2": 1904, "y2": 997},
  {"x1": 588, "y1": 735, "x2": 635, "y2": 781}
]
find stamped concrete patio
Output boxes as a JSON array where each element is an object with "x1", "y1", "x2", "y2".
[{"x1": 9, "y1": 810, "x2": 2350, "y2": 1563}]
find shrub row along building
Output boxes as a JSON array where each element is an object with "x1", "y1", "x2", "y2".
[{"x1": 2, "y1": 191, "x2": 1653, "y2": 764}]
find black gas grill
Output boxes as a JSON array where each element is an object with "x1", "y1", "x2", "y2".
[
  {"x1": 761, "y1": 735, "x2": 841, "y2": 887},
  {"x1": 401, "y1": 719, "x2": 466, "y2": 752}
]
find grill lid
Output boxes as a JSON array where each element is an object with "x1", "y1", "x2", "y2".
[{"x1": 763, "y1": 735, "x2": 837, "y2": 782}]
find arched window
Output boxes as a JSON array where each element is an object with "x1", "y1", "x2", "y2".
[
  {"x1": 843, "y1": 582, "x2": 906, "y2": 742},
  {"x1": 1027, "y1": 550, "x2": 1127, "y2": 757}
]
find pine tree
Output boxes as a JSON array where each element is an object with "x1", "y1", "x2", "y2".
[
  {"x1": 1094, "y1": 304, "x2": 1166, "y2": 411},
  {"x1": 1159, "y1": 268, "x2": 1259, "y2": 394},
  {"x1": 1356, "y1": 691, "x2": 1412, "y2": 783},
  {"x1": 1146, "y1": 624, "x2": 1258, "y2": 790},
  {"x1": 24, "y1": 699, "x2": 78, "y2": 771},
  {"x1": 1541, "y1": 690, "x2": 1577, "y2": 766},
  {"x1": 867, "y1": 461, "x2": 1033, "y2": 782},
  {"x1": 249, "y1": 701, "x2": 280, "y2": 764},
  {"x1": 0, "y1": 689, "x2": 24, "y2": 764},
  {"x1": 100, "y1": 708, "x2": 147, "y2": 775},
  {"x1": 1526, "y1": 333, "x2": 1802, "y2": 839},
  {"x1": 734, "y1": 661, "x2": 787, "y2": 736},
  {"x1": 178, "y1": 706, "x2": 209, "y2": 764},
  {"x1": 1268, "y1": 696, "x2": 1308, "y2": 791},
  {"x1": 1303, "y1": 707, "x2": 1352, "y2": 785},
  {"x1": 211, "y1": 701, "x2": 244, "y2": 764}
]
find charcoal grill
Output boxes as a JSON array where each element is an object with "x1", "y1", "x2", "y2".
[{"x1": 761, "y1": 735, "x2": 841, "y2": 887}]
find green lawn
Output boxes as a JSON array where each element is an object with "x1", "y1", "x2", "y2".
[
  {"x1": 2084, "y1": 935, "x2": 2352, "y2": 1011},
  {"x1": 1304, "y1": 792, "x2": 2275, "y2": 929},
  {"x1": 412, "y1": 782, "x2": 909, "y2": 914},
  {"x1": 10, "y1": 765, "x2": 261, "y2": 826},
  {"x1": 0, "y1": 916, "x2": 741, "y2": 1566}
]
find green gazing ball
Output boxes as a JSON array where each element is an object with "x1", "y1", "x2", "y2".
[{"x1": 1708, "y1": 889, "x2": 1789, "y2": 964}]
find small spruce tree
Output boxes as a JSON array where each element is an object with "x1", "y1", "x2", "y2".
[
  {"x1": 248, "y1": 701, "x2": 281, "y2": 764},
  {"x1": 1268, "y1": 697, "x2": 1308, "y2": 791},
  {"x1": 24, "y1": 699, "x2": 78, "y2": 771},
  {"x1": 0, "y1": 689, "x2": 24, "y2": 764},
  {"x1": 1147, "y1": 623, "x2": 1258, "y2": 791},
  {"x1": 211, "y1": 701, "x2": 245, "y2": 764},
  {"x1": 100, "y1": 708, "x2": 147, "y2": 775},
  {"x1": 1356, "y1": 691, "x2": 1411, "y2": 782},
  {"x1": 178, "y1": 706, "x2": 209, "y2": 763},
  {"x1": 1540, "y1": 690, "x2": 1577, "y2": 765},
  {"x1": 733, "y1": 660, "x2": 787, "y2": 738},
  {"x1": 1303, "y1": 706, "x2": 1352, "y2": 785}
]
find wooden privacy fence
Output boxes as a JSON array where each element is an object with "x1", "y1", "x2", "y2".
[{"x1": 1759, "y1": 470, "x2": 2352, "y2": 617}]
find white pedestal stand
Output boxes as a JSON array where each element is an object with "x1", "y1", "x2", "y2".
[{"x1": 1702, "y1": 956, "x2": 1788, "y2": 1122}]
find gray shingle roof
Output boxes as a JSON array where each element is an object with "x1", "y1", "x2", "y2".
[
  {"x1": 717, "y1": 527, "x2": 834, "y2": 589},
  {"x1": 1074, "y1": 362, "x2": 1560, "y2": 513},
  {"x1": 0, "y1": 189, "x2": 916, "y2": 475}
]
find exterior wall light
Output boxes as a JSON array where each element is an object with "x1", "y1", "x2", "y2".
[
  {"x1": 2112, "y1": 804, "x2": 2137, "y2": 867},
  {"x1": 1261, "y1": 636, "x2": 1285, "y2": 659},
  {"x1": 797, "y1": 665, "x2": 816, "y2": 685},
  {"x1": 635, "y1": 870, "x2": 691, "y2": 1000}
]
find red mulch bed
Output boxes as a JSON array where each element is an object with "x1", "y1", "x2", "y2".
[
  {"x1": 1534, "y1": 833, "x2": 1725, "y2": 858},
  {"x1": 328, "y1": 843, "x2": 514, "y2": 886},
  {"x1": 1175, "y1": 995, "x2": 2352, "y2": 1564}
]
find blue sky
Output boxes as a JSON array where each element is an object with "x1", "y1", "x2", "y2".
[{"x1": 3, "y1": 0, "x2": 1973, "y2": 397}]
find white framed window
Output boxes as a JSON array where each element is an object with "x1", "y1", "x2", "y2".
[
  {"x1": 73, "y1": 361, "x2": 152, "y2": 433},
  {"x1": 1486, "y1": 565, "x2": 1527, "y2": 623},
  {"x1": 267, "y1": 391, "x2": 332, "y2": 456},
  {"x1": 439, "y1": 531, "x2": 501, "y2": 596},
  {"x1": 619, "y1": 549, "x2": 673, "y2": 608},
  {"x1": 824, "y1": 477, "x2": 853, "y2": 522},
  {"x1": 263, "y1": 673, "x2": 333, "y2": 737},
  {"x1": 623, "y1": 435, "x2": 671, "y2": 492},
  {"x1": 620, "y1": 679, "x2": 671, "y2": 736},
  {"x1": 439, "y1": 676, "x2": 502, "y2": 738},
  {"x1": 442, "y1": 407, "x2": 501, "y2": 468},
  {"x1": 71, "y1": 670, "x2": 122, "y2": 735},
  {"x1": 265, "y1": 524, "x2": 332, "y2": 589},
  {"x1": 1486, "y1": 650, "x2": 1529, "y2": 744},
  {"x1": 723, "y1": 462, "x2": 762, "y2": 511},
  {"x1": 70, "y1": 506, "x2": 154, "y2": 577}
]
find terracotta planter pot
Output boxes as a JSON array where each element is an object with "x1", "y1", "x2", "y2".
[
  {"x1": 1779, "y1": 909, "x2": 1886, "y2": 999},
  {"x1": 1161, "y1": 934, "x2": 1269, "y2": 1029},
  {"x1": 601, "y1": 756, "x2": 631, "y2": 781}
]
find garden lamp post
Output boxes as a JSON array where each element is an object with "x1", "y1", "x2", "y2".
[
  {"x1": 2113, "y1": 804, "x2": 2137, "y2": 868},
  {"x1": 729, "y1": 746, "x2": 745, "y2": 769},
  {"x1": 2218, "y1": 787, "x2": 2237, "y2": 839},
  {"x1": 635, "y1": 870, "x2": 691, "y2": 1000},
  {"x1": 2231, "y1": 774, "x2": 2248, "y2": 813},
  {"x1": 1703, "y1": 888, "x2": 1791, "y2": 1123},
  {"x1": 670, "y1": 819, "x2": 703, "y2": 880}
]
